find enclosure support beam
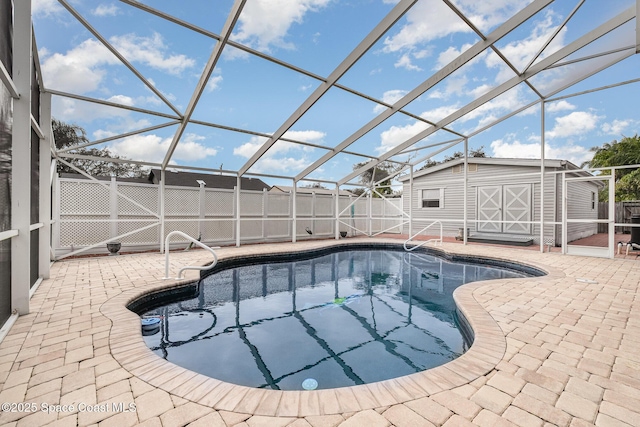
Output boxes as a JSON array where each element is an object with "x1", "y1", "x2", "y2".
[
  {"x1": 11, "y1": 0, "x2": 32, "y2": 315},
  {"x1": 637, "y1": 0, "x2": 640, "y2": 53},
  {"x1": 292, "y1": 182, "x2": 297, "y2": 243},
  {"x1": 334, "y1": 185, "x2": 340, "y2": 240},
  {"x1": 341, "y1": 7, "x2": 634, "y2": 186},
  {"x1": 561, "y1": 172, "x2": 568, "y2": 255},
  {"x1": 409, "y1": 166, "x2": 413, "y2": 238},
  {"x1": 608, "y1": 172, "x2": 615, "y2": 258},
  {"x1": 198, "y1": 181, "x2": 206, "y2": 240},
  {"x1": 162, "y1": 0, "x2": 247, "y2": 168},
  {"x1": 236, "y1": 176, "x2": 241, "y2": 247},
  {"x1": 159, "y1": 169, "x2": 165, "y2": 253},
  {"x1": 540, "y1": 101, "x2": 546, "y2": 253},
  {"x1": 240, "y1": 0, "x2": 418, "y2": 177},
  {"x1": 463, "y1": 138, "x2": 468, "y2": 245},
  {"x1": 39, "y1": 93, "x2": 52, "y2": 276}
]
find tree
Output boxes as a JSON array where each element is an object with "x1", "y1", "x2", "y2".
[
  {"x1": 582, "y1": 135, "x2": 640, "y2": 201},
  {"x1": 418, "y1": 146, "x2": 486, "y2": 171},
  {"x1": 352, "y1": 161, "x2": 400, "y2": 197},
  {"x1": 53, "y1": 119, "x2": 146, "y2": 178}
]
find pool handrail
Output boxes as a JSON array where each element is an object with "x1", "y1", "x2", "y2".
[
  {"x1": 404, "y1": 220, "x2": 443, "y2": 251},
  {"x1": 164, "y1": 231, "x2": 219, "y2": 279}
]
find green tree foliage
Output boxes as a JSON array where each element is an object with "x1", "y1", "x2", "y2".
[
  {"x1": 583, "y1": 135, "x2": 640, "y2": 201},
  {"x1": 53, "y1": 119, "x2": 146, "y2": 178},
  {"x1": 417, "y1": 146, "x2": 486, "y2": 171},
  {"x1": 352, "y1": 161, "x2": 400, "y2": 198}
]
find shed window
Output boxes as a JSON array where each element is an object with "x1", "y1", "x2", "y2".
[
  {"x1": 422, "y1": 189, "x2": 443, "y2": 208},
  {"x1": 591, "y1": 191, "x2": 596, "y2": 210}
]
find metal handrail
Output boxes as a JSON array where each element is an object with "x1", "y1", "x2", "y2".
[
  {"x1": 404, "y1": 220, "x2": 443, "y2": 251},
  {"x1": 164, "y1": 231, "x2": 219, "y2": 279}
]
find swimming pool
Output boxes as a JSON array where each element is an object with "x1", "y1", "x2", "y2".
[{"x1": 135, "y1": 247, "x2": 535, "y2": 390}]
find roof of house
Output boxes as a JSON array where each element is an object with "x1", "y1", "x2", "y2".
[
  {"x1": 270, "y1": 185, "x2": 352, "y2": 196},
  {"x1": 399, "y1": 157, "x2": 590, "y2": 182},
  {"x1": 148, "y1": 169, "x2": 270, "y2": 190}
]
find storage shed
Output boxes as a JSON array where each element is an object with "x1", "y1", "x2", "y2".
[{"x1": 400, "y1": 158, "x2": 602, "y2": 246}]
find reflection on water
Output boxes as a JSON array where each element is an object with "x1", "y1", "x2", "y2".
[{"x1": 142, "y1": 250, "x2": 526, "y2": 390}]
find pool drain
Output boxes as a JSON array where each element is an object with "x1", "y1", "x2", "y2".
[{"x1": 302, "y1": 378, "x2": 318, "y2": 390}]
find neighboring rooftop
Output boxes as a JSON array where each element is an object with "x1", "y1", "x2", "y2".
[{"x1": 148, "y1": 169, "x2": 270, "y2": 190}]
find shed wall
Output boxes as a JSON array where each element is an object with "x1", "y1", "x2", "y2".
[{"x1": 403, "y1": 163, "x2": 561, "y2": 245}]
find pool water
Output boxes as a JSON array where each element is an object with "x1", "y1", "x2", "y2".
[{"x1": 140, "y1": 249, "x2": 528, "y2": 390}]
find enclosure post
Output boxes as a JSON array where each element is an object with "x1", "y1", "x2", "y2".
[
  {"x1": 110, "y1": 177, "x2": 118, "y2": 240},
  {"x1": 334, "y1": 184, "x2": 340, "y2": 240},
  {"x1": 540, "y1": 100, "x2": 546, "y2": 252},
  {"x1": 368, "y1": 188, "x2": 372, "y2": 236},
  {"x1": 463, "y1": 138, "x2": 468, "y2": 245},
  {"x1": 262, "y1": 188, "x2": 268, "y2": 239},
  {"x1": 52, "y1": 174, "x2": 60, "y2": 257},
  {"x1": 608, "y1": 169, "x2": 615, "y2": 258},
  {"x1": 236, "y1": 176, "x2": 241, "y2": 247},
  {"x1": 11, "y1": 0, "x2": 32, "y2": 315},
  {"x1": 561, "y1": 171, "x2": 567, "y2": 254},
  {"x1": 198, "y1": 180, "x2": 206, "y2": 240},
  {"x1": 39, "y1": 92, "x2": 52, "y2": 276},
  {"x1": 409, "y1": 166, "x2": 413, "y2": 238},
  {"x1": 292, "y1": 181, "x2": 297, "y2": 243},
  {"x1": 159, "y1": 169, "x2": 165, "y2": 253},
  {"x1": 312, "y1": 191, "x2": 316, "y2": 236}
]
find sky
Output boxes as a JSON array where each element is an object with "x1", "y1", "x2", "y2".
[{"x1": 32, "y1": 0, "x2": 640, "y2": 186}]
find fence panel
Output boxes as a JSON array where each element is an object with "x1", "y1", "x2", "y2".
[{"x1": 55, "y1": 177, "x2": 403, "y2": 257}]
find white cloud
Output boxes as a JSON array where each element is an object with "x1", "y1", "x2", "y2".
[
  {"x1": 545, "y1": 111, "x2": 602, "y2": 139},
  {"x1": 601, "y1": 119, "x2": 640, "y2": 135},
  {"x1": 233, "y1": 129, "x2": 325, "y2": 173},
  {"x1": 484, "y1": 10, "x2": 566, "y2": 83},
  {"x1": 546, "y1": 100, "x2": 575, "y2": 113},
  {"x1": 435, "y1": 44, "x2": 475, "y2": 70},
  {"x1": 41, "y1": 39, "x2": 119, "y2": 93},
  {"x1": 92, "y1": 4, "x2": 120, "y2": 17},
  {"x1": 394, "y1": 54, "x2": 422, "y2": 71},
  {"x1": 41, "y1": 34, "x2": 196, "y2": 94},
  {"x1": 107, "y1": 95, "x2": 135, "y2": 106},
  {"x1": 111, "y1": 33, "x2": 195, "y2": 75},
  {"x1": 454, "y1": 0, "x2": 533, "y2": 33},
  {"x1": 232, "y1": 0, "x2": 331, "y2": 53},
  {"x1": 490, "y1": 133, "x2": 592, "y2": 165},
  {"x1": 109, "y1": 133, "x2": 217, "y2": 163},
  {"x1": 378, "y1": 121, "x2": 431, "y2": 154},
  {"x1": 92, "y1": 118, "x2": 152, "y2": 140},
  {"x1": 383, "y1": 0, "x2": 471, "y2": 54},
  {"x1": 52, "y1": 92, "x2": 161, "y2": 124},
  {"x1": 373, "y1": 89, "x2": 408, "y2": 114},
  {"x1": 421, "y1": 105, "x2": 460, "y2": 123},
  {"x1": 206, "y1": 75, "x2": 223, "y2": 92},
  {"x1": 32, "y1": 0, "x2": 63, "y2": 17}
]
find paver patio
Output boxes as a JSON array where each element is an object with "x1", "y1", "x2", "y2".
[{"x1": 0, "y1": 237, "x2": 639, "y2": 426}]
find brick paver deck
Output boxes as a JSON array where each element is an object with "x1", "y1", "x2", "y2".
[{"x1": 1, "y1": 237, "x2": 639, "y2": 426}]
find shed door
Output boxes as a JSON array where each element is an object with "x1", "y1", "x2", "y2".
[
  {"x1": 477, "y1": 184, "x2": 532, "y2": 234},
  {"x1": 503, "y1": 184, "x2": 532, "y2": 234},
  {"x1": 477, "y1": 186, "x2": 502, "y2": 232}
]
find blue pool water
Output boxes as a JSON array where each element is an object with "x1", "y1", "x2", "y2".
[{"x1": 138, "y1": 248, "x2": 532, "y2": 390}]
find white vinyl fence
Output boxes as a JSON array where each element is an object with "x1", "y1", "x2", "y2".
[{"x1": 52, "y1": 176, "x2": 403, "y2": 259}]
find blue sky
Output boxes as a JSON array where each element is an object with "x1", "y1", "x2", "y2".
[{"x1": 32, "y1": 0, "x2": 640, "y2": 185}]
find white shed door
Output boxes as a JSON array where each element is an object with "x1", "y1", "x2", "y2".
[
  {"x1": 503, "y1": 184, "x2": 532, "y2": 234},
  {"x1": 478, "y1": 184, "x2": 532, "y2": 234},
  {"x1": 477, "y1": 186, "x2": 502, "y2": 232}
]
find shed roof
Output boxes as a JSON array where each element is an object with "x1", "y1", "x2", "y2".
[{"x1": 399, "y1": 158, "x2": 590, "y2": 182}]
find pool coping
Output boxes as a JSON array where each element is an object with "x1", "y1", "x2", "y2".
[{"x1": 99, "y1": 239, "x2": 562, "y2": 417}]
